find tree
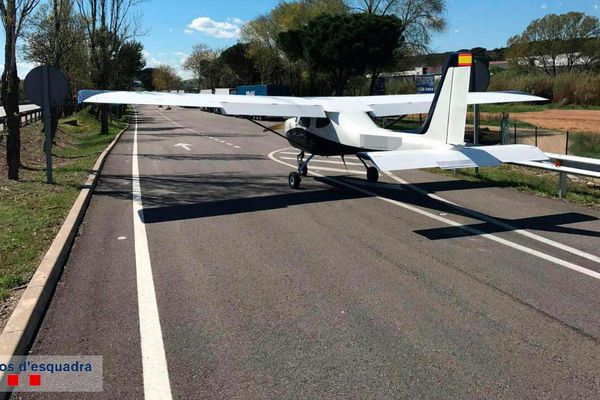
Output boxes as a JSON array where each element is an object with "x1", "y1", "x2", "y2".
[
  {"x1": 507, "y1": 12, "x2": 600, "y2": 76},
  {"x1": 348, "y1": 0, "x2": 445, "y2": 51},
  {"x1": 23, "y1": 0, "x2": 88, "y2": 139},
  {"x1": 279, "y1": 13, "x2": 403, "y2": 95},
  {"x1": 347, "y1": 0, "x2": 446, "y2": 93},
  {"x1": 152, "y1": 65, "x2": 181, "y2": 91},
  {"x1": 183, "y1": 44, "x2": 219, "y2": 90},
  {"x1": 0, "y1": 0, "x2": 41, "y2": 180},
  {"x1": 241, "y1": 0, "x2": 349, "y2": 86},
  {"x1": 219, "y1": 43, "x2": 260, "y2": 84},
  {"x1": 137, "y1": 67, "x2": 155, "y2": 90},
  {"x1": 76, "y1": 0, "x2": 142, "y2": 134},
  {"x1": 113, "y1": 40, "x2": 145, "y2": 89}
]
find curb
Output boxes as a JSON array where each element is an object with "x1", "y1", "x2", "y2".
[{"x1": 0, "y1": 119, "x2": 130, "y2": 397}]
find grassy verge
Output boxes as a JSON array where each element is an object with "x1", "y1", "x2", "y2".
[
  {"x1": 569, "y1": 133, "x2": 600, "y2": 159},
  {"x1": 479, "y1": 103, "x2": 600, "y2": 113},
  {"x1": 429, "y1": 165, "x2": 600, "y2": 208},
  {"x1": 0, "y1": 108, "x2": 128, "y2": 300}
]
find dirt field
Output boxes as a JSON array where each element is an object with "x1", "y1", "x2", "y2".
[{"x1": 511, "y1": 110, "x2": 600, "y2": 134}]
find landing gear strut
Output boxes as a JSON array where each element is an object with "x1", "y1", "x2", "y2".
[
  {"x1": 358, "y1": 156, "x2": 379, "y2": 183},
  {"x1": 288, "y1": 151, "x2": 314, "y2": 189}
]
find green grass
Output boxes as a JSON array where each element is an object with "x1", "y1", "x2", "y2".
[
  {"x1": 0, "y1": 109, "x2": 128, "y2": 300},
  {"x1": 430, "y1": 165, "x2": 600, "y2": 208},
  {"x1": 569, "y1": 133, "x2": 600, "y2": 159},
  {"x1": 479, "y1": 103, "x2": 600, "y2": 113}
]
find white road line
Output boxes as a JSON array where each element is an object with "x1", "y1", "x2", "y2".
[
  {"x1": 280, "y1": 156, "x2": 363, "y2": 166},
  {"x1": 269, "y1": 148, "x2": 600, "y2": 281},
  {"x1": 311, "y1": 165, "x2": 366, "y2": 175},
  {"x1": 132, "y1": 108, "x2": 174, "y2": 400},
  {"x1": 280, "y1": 151, "x2": 359, "y2": 161},
  {"x1": 155, "y1": 108, "x2": 242, "y2": 150},
  {"x1": 383, "y1": 171, "x2": 600, "y2": 265}
]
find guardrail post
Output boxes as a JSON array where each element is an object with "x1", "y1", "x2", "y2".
[
  {"x1": 514, "y1": 123, "x2": 517, "y2": 144},
  {"x1": 535, "y1": 126, "x2": 538, "y2": 147},
  {"x1": 559, "y1": 172, "x2": 567, "y2": 199},
  {"x1": 565, "y1": 131, "x2": 569, "y2": 155}
]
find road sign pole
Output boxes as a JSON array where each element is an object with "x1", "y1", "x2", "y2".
[
  {"x1": 473, "y1": 104, "x2": 480, "y2": 145},
  {"x1": 41, "y1": 66, "x2": 53, "y2": 184}
]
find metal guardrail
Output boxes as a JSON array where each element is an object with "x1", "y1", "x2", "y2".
[
  {"x1": 0, "y1": 107, "x2": 43, "y2": 133},
  {"x1": 512, "y1": 153, "x2": 600, "y2": 198}
]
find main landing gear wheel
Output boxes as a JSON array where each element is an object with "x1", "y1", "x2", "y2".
[
  {"x1": 288, "y1": 172, "x2": 301, "y2": 189},
  {"x1": 367, "y1": 167, "x2": 379, "y2": 183}
]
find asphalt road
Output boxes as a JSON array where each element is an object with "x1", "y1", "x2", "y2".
[{"x1": 17, "y1": 106, "x2": 600, "y2": 399}]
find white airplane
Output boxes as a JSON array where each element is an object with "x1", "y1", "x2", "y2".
[{"x1": 78, "y1": 52, "x2": 548, "y2": 189}]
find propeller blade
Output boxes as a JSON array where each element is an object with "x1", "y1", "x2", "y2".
[{"x1": 263, "y1": 122, "x2": 284, "y2": 132}]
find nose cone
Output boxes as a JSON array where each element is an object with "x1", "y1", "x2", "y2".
[{"x1": 284, "y1": 117, "x2": 297, "y2": 132}]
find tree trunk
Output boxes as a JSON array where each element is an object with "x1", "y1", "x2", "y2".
[
  {"x1": 333, "y1": 72, "x2": 346, "y2": 96},
  {"x1": 100, "y1": 104, "x2": 109, "y2": 135},
  {"x1": 2, "y1": 18, "x2": 21, "y2": 181},
  {"x1": 369, "y1": 68, "x2": 381, "y2": 95}
]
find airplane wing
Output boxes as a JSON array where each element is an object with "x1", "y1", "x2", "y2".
[
  {"x1": 358, "y1": 144, "x2": 549, "y2": 171},
  {"x1": 77, "y1": 90, "x2": 327, "y2": 118},
  {"x1": 309, "y1": 92, "x2": 546, "y2": 117},
  {"x1": 78, "y1": 90, "x2": 545, "y2": 118}
]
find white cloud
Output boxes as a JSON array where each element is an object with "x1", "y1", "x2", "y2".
[
  {"x1": 143, "y1": 50, "x2": 192, "y2": 80},
  {"x1": 143, "y1": 50, "x2": 161, "y2": 68},
  {"x1": 173, "y1": 52, "x2": 189, "y2": 65},
  {"x1": 541, "y1": 4, "x2": 547, "y2": 9},
  {"x1": 186, "y1": 16, "x2": 243, "y2": 39}
]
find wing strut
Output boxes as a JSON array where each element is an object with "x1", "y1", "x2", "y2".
[{"x1": 245, "y1": 118, "x2": 306, "y2": 150}]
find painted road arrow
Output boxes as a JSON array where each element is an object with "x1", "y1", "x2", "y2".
[{"x1": 174, "y1": 143, "x2": 192, "y2": 151}]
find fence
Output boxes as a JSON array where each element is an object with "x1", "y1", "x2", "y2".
[
  {"x1": 507, "y1": 124, "x2": 600, "y2": 158},
  {"x1": 0, "y1": 100, "x2": 80, "y2": 131}
]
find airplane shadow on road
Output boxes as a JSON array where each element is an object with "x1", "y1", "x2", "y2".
[
  {"x1": 332, "y1": 176, "x2": 600, "y2": 240},
  {"x1": 95, "y1": 170, "x2": 600, "y2": 240}
]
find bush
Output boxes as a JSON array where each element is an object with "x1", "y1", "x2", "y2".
[
  {"x1": 386, "y1": 77, "x2": 416, "y2": 94},
  {"x1": 490, "y1": 70, "x2": 600, "y2": 106},
  {"x1": 569, "y1": 132, "x2": 600, "y2": 158}
]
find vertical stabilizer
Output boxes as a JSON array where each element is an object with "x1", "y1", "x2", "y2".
[{"x1": 420, "y1": 53, "x2": 472, "y2": 145}]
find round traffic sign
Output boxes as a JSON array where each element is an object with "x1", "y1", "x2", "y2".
[{"x1": 24, "y1": 66, "x2": 69, "y2": 106}]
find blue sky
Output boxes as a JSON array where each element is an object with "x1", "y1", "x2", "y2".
[{"x1": 8, "y1": 0, "x2": 600, "y2": 79}]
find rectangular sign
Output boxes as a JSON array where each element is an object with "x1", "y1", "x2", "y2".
[
  {"x1": 416, "y1": 74, "x2": 436, "y2": 94},
  {"x1": 0, "y1": 356, "x2": 103, "y2": 393}
]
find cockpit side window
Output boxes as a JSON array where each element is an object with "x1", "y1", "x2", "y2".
[
  {"x1": 315, "y1": 118, "x2": 330, "y2": 128},
  {"x1": 299, "y1": 117, "x2": 311, "y2": 128}
]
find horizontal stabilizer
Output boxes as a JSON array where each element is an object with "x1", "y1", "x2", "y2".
[{"x1": 358, "y1": 144, "x2": 548, "y2": 172}]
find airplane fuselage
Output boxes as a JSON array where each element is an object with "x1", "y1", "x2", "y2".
[{"x1": 284, "y1": 113, "x2": 452, "y2": 157}]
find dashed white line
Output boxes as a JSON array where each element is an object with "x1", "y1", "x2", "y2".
[
  {"x1": 154, "y1": 107, "x2": 243, "y2": 150},
  {"x1": 280, "y1": 156, "x2": 363, "y2": 166},
  {"x1": 131, "y1": 107, "x2": 174, "y2": 400},
  {"x1": 269, "y1": 148, "x2": 600, "y2": 281}
]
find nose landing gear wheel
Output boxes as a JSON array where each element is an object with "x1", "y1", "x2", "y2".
[
  {"x1": 367, "y1": 167, "x2": 379, "y2": 183},
  {"x1": 288, "y1": 172, "x2": 301, "y2": 189}
]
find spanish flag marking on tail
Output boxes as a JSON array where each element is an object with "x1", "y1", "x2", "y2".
[{"x1": 458, "y1": 53, "x2": 473, "y2": 67}]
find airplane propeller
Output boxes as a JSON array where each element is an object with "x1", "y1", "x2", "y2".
[{"x1": 263, "y1": 122, "x2": 284, "y2": 132}]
